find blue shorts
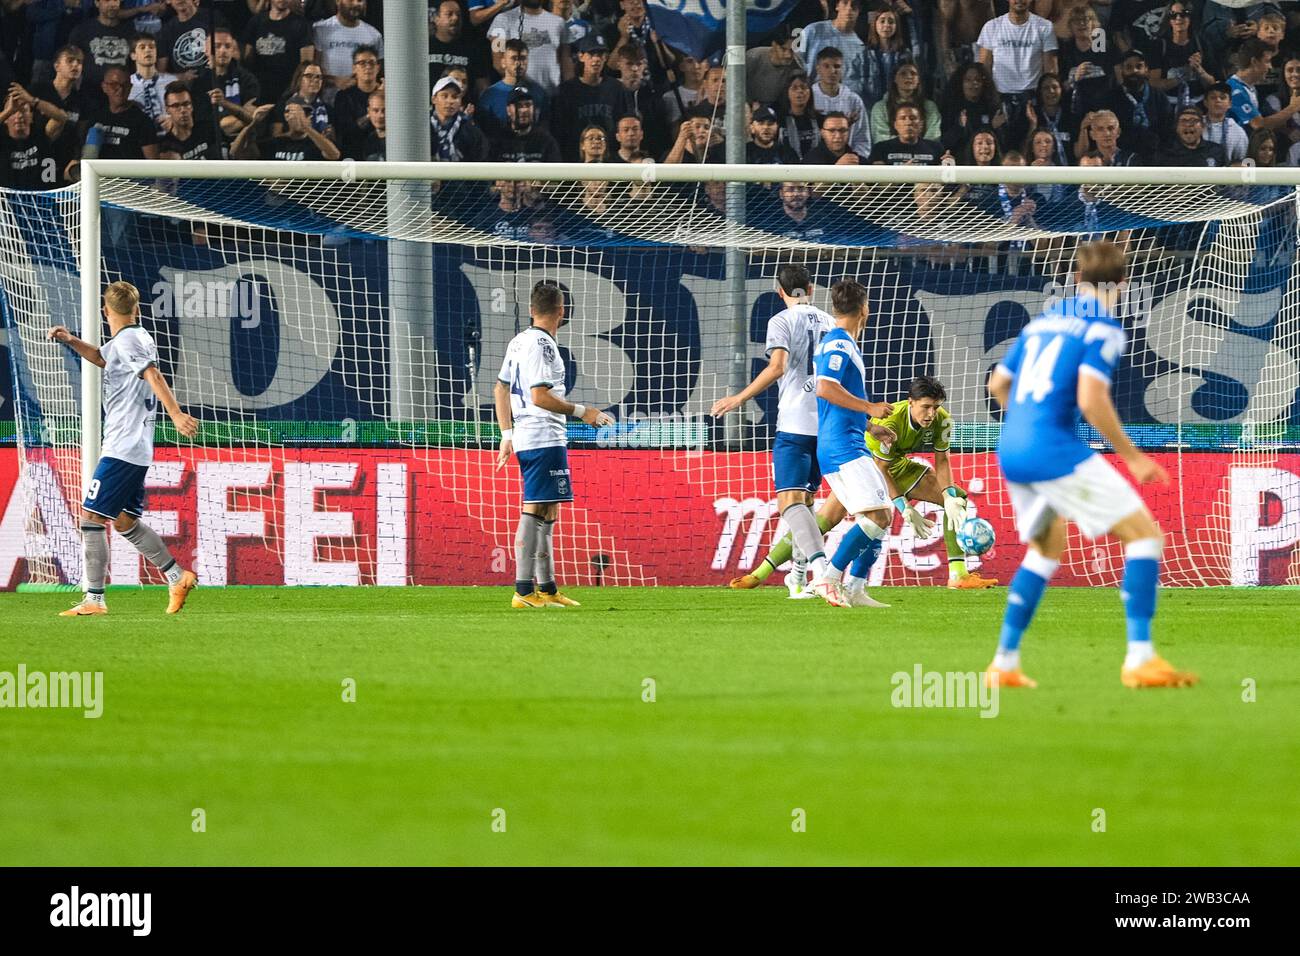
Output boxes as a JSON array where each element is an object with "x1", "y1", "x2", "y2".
[
  {"x1": 773, "y1": 431, "x2": 821, "y2": 493},
  {"x1": 517, "y1": 445, "x2": 573, "y2": 503},
  {"x1": 83, "y1": 456, "x2": 149, "y2": 519}
]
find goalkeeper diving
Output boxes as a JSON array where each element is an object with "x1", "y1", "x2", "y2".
[{"x1": 732, "y1": 375, "x2": 998, "y2": 592}]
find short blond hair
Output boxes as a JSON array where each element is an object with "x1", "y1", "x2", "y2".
[
  {"x1": 1077, "y1": 240, "x2": 1127, "y2": 285},
  {"x1": 103, "y1": 281, "x2": 140, "y2": 318}
]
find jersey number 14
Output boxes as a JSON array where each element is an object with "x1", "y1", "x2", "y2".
[{"x1": 1015, "y1": 335, "x2": 1064, "y2": 404}]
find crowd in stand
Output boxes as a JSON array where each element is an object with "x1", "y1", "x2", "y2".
[{"x1": 3, "y1": 0, "x2": 1299, "y2": 227}]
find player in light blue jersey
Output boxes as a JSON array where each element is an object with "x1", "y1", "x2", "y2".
[
  {"x1": 48, "y1": 281, "x2": 200, "y2": 616},
  {"x1": 712, "y1": 264, "x2": 838, "y2": 595},
  {"x1": 809, "y1": 279, "x2": 899, "y2": 608},
  {"x1": 985, "y1": 241, "x2": 1198, "y2": 689}
]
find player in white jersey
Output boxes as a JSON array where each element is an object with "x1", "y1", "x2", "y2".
[
  {"x1": 712, "y1": 264, "x2": 838, "y2": 595},
  {"x1": 495, "y1": 281, "x2": 613, "y2": 608},
  {"x1": 48, "y1": 281, "x2": 200, "y2": 616}
]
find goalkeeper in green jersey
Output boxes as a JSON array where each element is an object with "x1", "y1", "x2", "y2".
[{"x1": 731, "y1": 375, "x2": 998, "y2": 591}]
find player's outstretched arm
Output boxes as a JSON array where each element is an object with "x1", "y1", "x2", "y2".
[
  {"x1": 493, "y1": 380, "x2": 514, "y2": 471},
  {"x1": 711, "y1": 350, "x2": 786, "y2": 417},
  {"x1": 816, "y1": 378, "x2": 892, "y2": 419},
  {"x1": 530, "y1": 387, "x2": 615, "y2": 428},
  {"x1": 141, "y1": 366, "x2": 199, "y2": 438},
  {"x1": 47, "y1": 326, "x2": 106, "y2": 367},
  {"x1": 986, "y1": 368, "x2": 1012, "y2": 410},
  {"x1": 1077, "y1": 374, "x2": 1169, "y2": 485}
]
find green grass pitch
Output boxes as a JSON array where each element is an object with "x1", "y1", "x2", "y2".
[{"x1": 1, "y1": 585, "x2": 1297, "y2": 866}]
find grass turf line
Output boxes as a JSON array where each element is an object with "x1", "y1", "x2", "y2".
[{"x1": 1, "y1": 586, "x2": 1296, "y2": 866}]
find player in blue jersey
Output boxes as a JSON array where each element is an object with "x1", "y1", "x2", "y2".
[
  {"x1": 48, "y1": 281, "x2": 200, "y2": 616},
  {"x1": 984, "y1": 241, "x2": 1198, "y2": 689},
  {"x1": 809, "y1": 279, "x2": 898, "y2": 608},
  {"x1": 712, "y1": 264, "x2": 837, "y2": 595}
]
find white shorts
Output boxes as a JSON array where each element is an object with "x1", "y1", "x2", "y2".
[
  {"x1": 1006, "y1": 454, "x2": 1146, "y2": 543},
  {"x1": 825, "y1": 455, "x2": 891, "y2": 516}
]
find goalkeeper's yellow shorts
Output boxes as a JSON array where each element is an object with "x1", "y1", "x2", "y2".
[{"x1": 889, "y1": 458, "x2": 932, "y2": 499}]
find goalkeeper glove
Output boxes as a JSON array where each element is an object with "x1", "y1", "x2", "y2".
[
  {"x1": 894, "y1": 495, "x2": 935, "y2": 538},
  {"x1": 942, "y1": 486, "x2": 968, "y2": 530}
]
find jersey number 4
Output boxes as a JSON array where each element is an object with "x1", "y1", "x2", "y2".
[{"x1": 1015, "y1": 334, "x2": 1064, "y2": 404}]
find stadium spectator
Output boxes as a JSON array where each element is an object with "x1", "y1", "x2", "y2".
[
  {"x1": 19, "y1": 0, "x2": 76, "y2": 88},
  {"x1": 271, "y1": 62, "x2": 333, "y2": 141},
  {"x1": 1039, "y1": 150, "x2": 1113, "y2": 237},
  {"x1": 549, "y1": 0, "x2": 591, "y2": 47},
  {"x1": 478, "y1": 41, "x2": 548, "y2": 139},
  {"x1": 616, "y1": 44, "x2": 668, "y2": 159},
  {"x1": 1010, "y1": 73, "x2": 1075, "y2": 165},
  {"x1": 0, "y1": 85, "x2": 68, "y2": 190},
  {"x1": 663, "y1": 52, "x2": 705, "y2": 125},
  {"x1": 696, "y1": 64, "x2": 727, "y2": 124},
  {"x1": 1057, "y1": 4, "x2": 1116, "y2": 117},
  {"x1": 479, "y1": 181, "x2": 548, "y2": 242},
  {"x1": 347, "y1": 89, "x2": 386, "y2": 160},
  {"x1": 805, "y1": 109, "x2": 869, "y2": 163},
  {"x1": 1201, "y1": 83, "x2": 1250, "y2": 163},
  {"x1": 1154, "y1": 105, "x2": 1229, "y2": 165},
  {"x1": 429, "y1": 74, "x2": 489, "y2": 162},
  {"x1": 748, "y1": 104, "x2": 800, "y2": 164},
  {"x1": 552, "y1": 33, "x2": 629, "y2": 161},
  {"x1": 333, "y1": 45, "x2": 382, "y2": 159},
  {"x1": 1246, "y1": 127, "x2": 1278, "y2": 166},
  {"x1": 1199, "y1": 1, "x2": 1267, "y2": 62},
  {"x1": 487, "y1": 0, "x2": 571, "y2": 96},
  {"x1": 1025, "y1": 126, "x2": 1070, "y2": 203},
  {"x1": 1073, "y1": 108, "x2": 1139, "y2": 165},
  {"x1": 469, "y1": 0, "x2": 513, "y2": 30},
  {"x1": 959, "y1": 124, "x2": 1001, "y2": 165},
  {"x1": 778, "y1": 72, "x2": 821, "y2": 160},
  {"x1": 979, "y1": 149, "x2": 1043, "y2": 272},
  {"x1": 1253, "y1": 5, "x2": 1287, "y2": 100},
  {"x1": 312, "y1": 0, "x2": 382, "y2": 96},
  {"x1": 604, "y1": 0, "x2": 658, "y2": 73},
  {"x1": 427, "y1": 0, "x2": 489, "y2": 95},
  {"x1": 861, "y1": 8, "x2": 907, "y2": 109},
  {"x1": 157, "y1": 81, "x2": 221, "y2": 159},
  {"x1": 231, "y1": 98, "x2": 340, "y2": 160},
  {"x1": 1104, "y1": 49, "x2": 1171, "y2": 160},
  {"x1": 939, "y1": 60, "x2": 1004, "y2": 152},
  {"x1": 1149, "y1": 3, "x2": 1219, "y2": 111},
  {"x1": 800, "y1": 0, "x2": 867, "y2": 100},
  {"x1": 812, "y1": 47, "x2": 871, "y2": 154},
  {"x1": 70, "y1": 0, "x2": 134, "y2": 89},
  {"x1": 869, "y1": 60, "x2": 940, "y2": 144},
  {"x1": 612, "y1": 113, "x2": 645, "y2": 162},
  {"x1": 79, "y1": 65, "x2": 159, "y2": 169},
  {"x1": 773, "y1": 181, "x2": 827, "y2": 242},
  {"x1": 491, "y1": 87, "x2": 561, "y2": 162},
  {"x1": 665, "y1": 103, "x2": 724, "y2": 163},
  {"x1": 242, "y1": 0, "x2": 314, "y2": 106},
  {"x1": 33, "y1": 47, "x2": 89, "y2": 178},
  {"x1": 1113, "y1": 0, "x2": 1176, "y2": 51},
  {"x1": 935, "y1": 0, "x2": 995, "y2": 83},
  {"x1": 157, "y1": 0, "x2": 219, "y2": 79},
  {"x1": 1228, "y1": 38, "x2": 1300, "y2": 135},
  {"x1": 868, "y1": 102, "x2": 944, "y2": 163},
  {"x1": 1263, "y1": 56, "x2": 1300, "y2": 145},
  {"x1": 203, "y1": 26, "x2": 261, "y2": 140},
  {"x1": 128, "y1": 33, "x2": 177, "y2": 128},
  {"x1": 746, "y1": 23, "x2": 805, "y2": 106},
  {"x1": 976, "y1": 0, "x2": 1057, "y2": 108}
]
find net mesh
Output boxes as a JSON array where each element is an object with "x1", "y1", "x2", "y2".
[{"x1": 2, "y1": 170, "x2": 1298, "y2": 589}]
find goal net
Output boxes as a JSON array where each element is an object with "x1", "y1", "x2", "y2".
[{"x1": 1, "y1": 162, "x2": 1298, "y2": 590}]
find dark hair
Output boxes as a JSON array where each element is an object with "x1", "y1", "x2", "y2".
[
  {"x1": 884, "y1": 60, "x2": 927, "y2": 131},
  {"x1": 777, "y1": 264, "x2": 812, "y2": 298},
  {"x1": 942, "y1": 61, "x2": 999, "y2": 120},
  {"x1": 815, "y1": 46, "x2": 844, "y2": 65},
  {"x1": 960, "y1": 125, "x2": 1003, "y2": 166},
  {"x1": 778, "y1": 72, "x2": 816, "y2": 120},
  {"x1": 531, "y1": 281, "x2": 564, "y2": 317},
  {"x1": 619, "y1": 42, "x2": 647, "y2": 64},
  {"x1": 504, "y1": 38, "x2": 528, "y2": 56},
  {"x1": 819, "y1": 110, "x2": 849, "y2": 129},
  {"x1": 1235, "y1": 38, "x2": 1271, "y2": 70},
  {"x1": 352, "y1": 44, "x2": 380, "y2": 62},
  {"x1": 131, "y1": 33, "x2": 156, "y2": 47},
  {"x1": 830, "y1": 279, "x2": 867, "y2": 317},
  {"x1": 1081, "y1": 148, "x2": 1106, "y2": 162},
  {"x1": 54, "y1": 45, "x2": 84, "y2": 62},
  {"x1": 1024, "y1": 126, "x2": 1059, "y2": 162},
  {"x1": 908, "y1": 375, "x2": 947, "y2": 402},
  {"x1": 163, "y1": 80, "x2": 192, "y2": 103}
]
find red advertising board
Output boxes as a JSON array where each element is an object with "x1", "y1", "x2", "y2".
[{"x1": 1, "y1": 447, "x2": 1297, "y2": 588}]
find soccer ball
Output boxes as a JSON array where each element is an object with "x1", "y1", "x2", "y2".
[{"x1": 956, "y1": 517, "x2": 996, "y2": 556}]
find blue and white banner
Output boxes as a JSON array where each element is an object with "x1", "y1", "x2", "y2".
[{"x1": 646, "y1": 0, "x2": 801, "y2": 59}]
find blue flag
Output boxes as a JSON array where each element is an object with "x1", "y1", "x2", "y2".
[{"x1": 646, "y1": 0, "x2": 801, "y2": 60}]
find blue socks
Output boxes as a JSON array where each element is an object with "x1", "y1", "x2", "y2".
[
  {"x1": 1123, "y1": 539, "x2": 1161, "y2": 649},
  {"x1": 850, "y1": 535, "x2": 883, "y2": 579},
  {"x1": 831, "y1": 523, "x2": 869, "y2": 573},
  {"x1": 997, "y1": 550, "x2": 1059, "y2": 652}
]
